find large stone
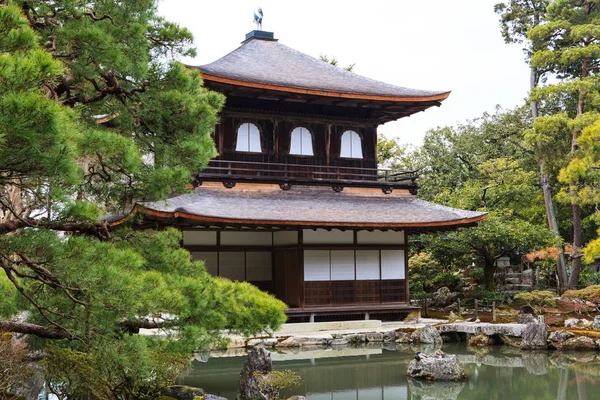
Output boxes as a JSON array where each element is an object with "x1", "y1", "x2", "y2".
[
  {"x1": 275, "y1": 335, "x2": 332, "y2": 348},
  {"x1": 342, "y1": 333, "x2": 367, "y2": 344},
  {"x1": 205, "y1": 395, "x2": 229, "y2": 400},
  {"x1": 594, "y1": 315, "x2": 600, "y2": 330},
  {"x1": 410, "y1": 329, "x2": 422, "y2": 343},
  {"x1": 521, "y1": 322, "x2": 549, "y2": 350},
  {"x1": 238, "y1": 347, "x2": 272, "y2": 400},
  {"x1": 562, "y1": 336, "x2": 597, "y2": 351},
  {"x1": 395, "y1": 331, "x2": 411, "y2": 344},
  {"x1": 406, "y1": 354, "x2": 466, "y2": 381},
  {"x1": 549, "y1": 330, "x2": 575, "y2": 350},
  {"x1": 383, "y1": 330, "x2": 398, "y2": 342},
  {"x1": 161, "y1": 385, "x2": 205, "y2": 400},
  {"x1": 517, "y1": 313, "x2": 537, "y2": 325},
  {"x1": 564, "y1": 318, "x2": 580, "y2": 328},
  {"x1": 434, "y1": 286, "x2": 453, "y2": 305},
  {"x1": 365, "y1": 332, "x2": 384, "y2": 342},
  {"x1": 420, "y1": 325, "x2": 443, "y2": 344}
]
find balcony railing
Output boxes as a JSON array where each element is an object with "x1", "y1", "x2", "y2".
[{"x1": 193, "y1": 160, "x2": 419, "y2": 192}]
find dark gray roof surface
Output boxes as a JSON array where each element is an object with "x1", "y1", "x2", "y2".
[
  {"x1": 191, "y1": 38, "x2": 449, "y2": 99},
  {"x1": 132, "y1": 186, "x2": 485, "y2": 228}
]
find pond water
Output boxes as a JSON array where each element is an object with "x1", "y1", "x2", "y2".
[{"x1": 181, "y1": 343, "x2": 600, "y2": 400}]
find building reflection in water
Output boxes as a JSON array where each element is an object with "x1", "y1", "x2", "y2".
[{"x1": 182, "y1": 343, "x2": 599, "y2": 400}]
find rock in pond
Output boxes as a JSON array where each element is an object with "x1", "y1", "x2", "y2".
[
  {"x1": 160, "y1": 385, "x2": 205, "y2": 400},
  {"x1": 238, "y1": 347, "x2": 272, "y2": 400},
  {"x1": 420, "y1": 325, "x2": 443, "y2": 344},
  {"x1": 406, "y1": 354, "x2": 466, "y2": 381},
  {"x1": 562, "y1": 336, "x2": 597, "y2": 351},
  {"x1": 549, "y1": 330, "x2": 575, "y2": 350},
  {"x1": 521, "y1": 322, "x2": 548, "y2": 350}
]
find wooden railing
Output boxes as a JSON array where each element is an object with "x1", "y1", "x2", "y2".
[{"x1": 195, "y1": 160, "x2": 418, "y2": 189}]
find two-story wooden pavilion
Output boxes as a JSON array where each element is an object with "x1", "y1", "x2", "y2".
[{"x1": 110, "y1": 31, "x2": 486, "y2": 321}]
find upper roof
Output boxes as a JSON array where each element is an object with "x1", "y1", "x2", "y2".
[
  {"x1": 108, "y1": 185, "x2": 487, "y2": 232},
  {"x1": 189, "y1": 34, "x2": 450, "y2": 103}
]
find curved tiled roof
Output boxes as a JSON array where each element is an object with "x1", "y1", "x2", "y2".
[
  {"x1": 110, "y1": 186, "x2": 486, "y2": 230},
  {"x1": 189, "y1": 38, "x2": 450, "y2": 102}
]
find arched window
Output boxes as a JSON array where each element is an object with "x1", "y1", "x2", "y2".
[
  {"x1": 235, "y1": 122, "x2": 261, "y2": 152},
  {"x1": 340, "y1": 130, "x2": 363, "y2": 159},
  {"x1": 289, "y1": 127, "x2": 314, "y2": 156}
]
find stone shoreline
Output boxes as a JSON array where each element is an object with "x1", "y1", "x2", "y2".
[{"x1": 214, "y1": 319, "x2": 600, "y2": 354}]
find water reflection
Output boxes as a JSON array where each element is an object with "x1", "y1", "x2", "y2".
[{"x1": 182, "y1": 343, "x2": 600, "y2": 400}]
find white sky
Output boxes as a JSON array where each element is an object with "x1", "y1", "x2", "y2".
[{"x1": 158, "y1": 0, "x2": 531, "y2": 146}]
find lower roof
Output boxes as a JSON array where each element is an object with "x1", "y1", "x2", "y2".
[{"x1": 109, "y1": 185, "x2": 487, "y2": 232}]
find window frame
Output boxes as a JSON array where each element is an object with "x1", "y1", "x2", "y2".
[
  {"x1": 339, "y1": 130, "x2": 364, "y2": 159},
  {"x1": 235, "y1": 122, "x2": 262, "y2": 153},
  {"x1": 289, "y1": 126, "x2": 315, "y2": 156}
]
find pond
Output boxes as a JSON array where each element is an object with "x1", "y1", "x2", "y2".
[{"x1": 181, "y1": 343, "x2": 600, "y2": 400}]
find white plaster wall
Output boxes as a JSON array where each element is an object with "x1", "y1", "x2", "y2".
[
  {"x1": 273, "y1": 230, "x2": 298, "y2": 246},
  {"x1": 303, "y1": 229, "x2": 353, "y2": 244},
  {"x1": 220, "y1": 231, "x2": 272, "y2": 246},
  {"x1": 356, "y1": 230, "x2": 405, "y2": 245},
  {"x1": 183, "y1": 230, "x2": 217, "y2": 246}
]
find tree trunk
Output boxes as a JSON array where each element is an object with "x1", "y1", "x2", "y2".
[
  {"x1": 483, "y1": 253, "x2": 496, "y2": 291},
  {"x1": 530, "y1": 66, "x2": 568, "y2": 293},
  {"x1": 540, "y1": 162, "x2": 568, "y2": 293}
]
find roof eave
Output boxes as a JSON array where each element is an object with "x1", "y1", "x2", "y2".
[
  {"x1": 108, "y1": 204, "x2": 488, "y2": 232},
  {"x1": 195, "y1": 71, "x2": 451, "y2": 104}
]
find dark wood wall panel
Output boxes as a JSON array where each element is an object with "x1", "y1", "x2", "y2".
[
  {"x1": 381, "y1": 280, "x2": 406, "y2": 303},
  {"x1": 304, "y1": 279, "x2": 407, "y2": 306},
  {"x1": 216, "y1": 114, "x2": 378, "y2": 170},
  {"x1": 305, "y1": 282, "x2": 331, "y2": 306}
]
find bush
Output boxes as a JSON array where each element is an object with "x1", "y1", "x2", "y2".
[
  {"x1": 473, "y1": 289, "x2": 508, "y2": 304},
  {"x1": 255, "y1": 370, "x2": 301, "y2": 400},
  {"x1": 469, "y1": 268, "x2": 484, "y2": 282},
  {"x1": 409, "y1": 252, "x2": 442, "y2": 293},
  {"x1": 514, "y1": 290, "x2": 555, "y2": 313},
  {"x1": 0, "y1": 335, "x2": 33, "y2": 399},
  {"x1": 562, "y1": 285, "x2": 600, "y2": 303},
  {"x1": 432, "y1": 271, "x2": 464, "y2": 292}
]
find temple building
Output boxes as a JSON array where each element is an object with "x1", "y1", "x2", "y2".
[{"x1": 110, "y1": 30, "x2": 486, "y2": 321}]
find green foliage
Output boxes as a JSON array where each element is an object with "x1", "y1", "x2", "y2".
[
  {"x1": 514, "y1": 290, "x2": 556, "y2": 310},
  {"x1": 0, "y1": 2, "x2": 287, "y2": 395},
  {"x1": 0, "y1": 338, "x2": 33, "y2": 399},
  {"x1": 255, "y1": 370, "x2": 302, "y2": 400},
  {"x1": 432, "y1": 271, "x2": 464, "y2": 292},
  {"x1": 44, "y1": 339, "x2": 189, "y2": 400},
  {"x1": 562, "y1": 285, "x2": 600, "y2": 302},
  {"x1": 473, "y1": 289, "x2": 509, "y2": 304},
  {"x1": 408, "y1": 252, "x2": 441, "y2": 294},
  {"x1": 469, "y1": 268, "x2": 485, "y2": 282}
]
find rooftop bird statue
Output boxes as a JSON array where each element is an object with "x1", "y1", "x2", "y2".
[{"x1": 253, "y1": 7, "x2": 263, "y2": 30}]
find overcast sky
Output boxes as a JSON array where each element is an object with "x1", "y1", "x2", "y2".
[{"x1": 158, "y1": 0, "x2": 531, "y2": 146}]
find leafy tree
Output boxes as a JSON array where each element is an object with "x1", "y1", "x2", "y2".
[
  {"x1": 426, "y1": 212, "x2": 558, "y2": 290},
  {"x1": 0, "y1": 1, "x2": 287, "y2": 395},
  {"x1": 528, "y1": 0, "x2": 600, "y2": 288},
  {"x1": 495, "y1": 0, "x2": 571, "y2": 292}
]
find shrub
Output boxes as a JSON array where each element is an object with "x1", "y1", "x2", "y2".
[
  {"x1": 473, "y1": 289, "x2": 508, "y2": 304},
  {"x1": 0, "y1": 335, "x2": 33, "y2": 399},
  {"x1": 469, "y1": 268, "x2": 484, "y2": 282},
  {"x1": 562, "y1": 285, "x2": 600, "y2": 303},
  {"x1": 255, "y1": 370, "x2": 301, "y2": 400},
  {"x1": 432, "y1": 271, "x2": 464, "y2": 292},
  {"x1": 514, "y1": 290, "x2": 555, "y2": 313}
]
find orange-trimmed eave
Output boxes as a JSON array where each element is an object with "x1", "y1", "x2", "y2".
[
  {"x1": 197, "y1": 72, "x2": 452, "y2": 104},
  {"x1": 108, "y1": 204, "x2": 488, "y2": 230}
]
